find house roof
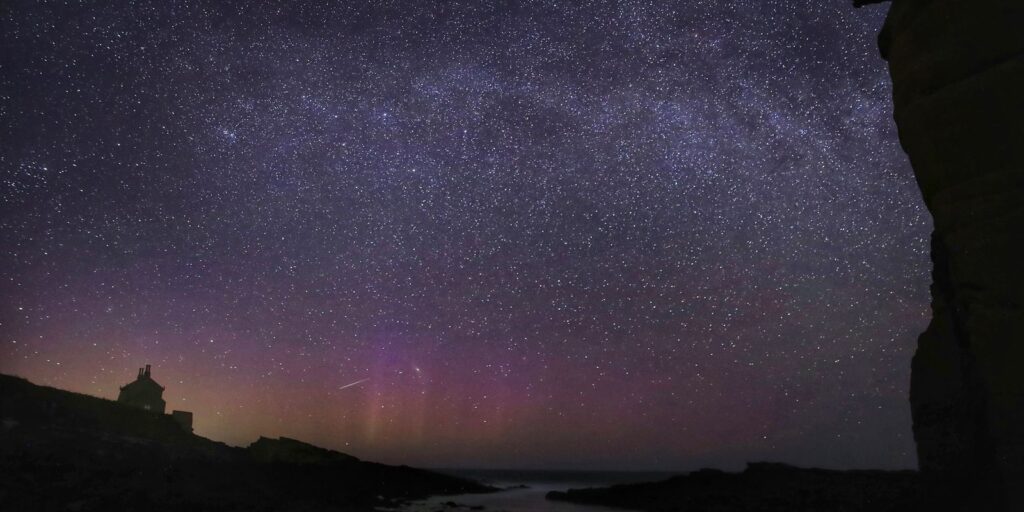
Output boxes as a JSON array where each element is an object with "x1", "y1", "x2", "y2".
[{"x1": 121, "y1": 375, "x2": 165, "y2": 392}]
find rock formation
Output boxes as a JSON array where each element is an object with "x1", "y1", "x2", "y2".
[
  {"x1": 547, "y1": 463, "x2": 919, "y2": 512},
  {"x1": 249, "y1": 436, "x2": 361, "y2": 465},
  {"x1": 859, "y1": 1, "x2": 1024, "y2": 509}
]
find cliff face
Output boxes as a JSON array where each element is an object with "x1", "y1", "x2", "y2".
[{"x1": 872, "y1": 0, "x2": 1024, "y2": 510}]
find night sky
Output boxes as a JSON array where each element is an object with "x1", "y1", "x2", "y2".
[{"x1": 0, "y1": 0, "x2": 930, "y2": 471}]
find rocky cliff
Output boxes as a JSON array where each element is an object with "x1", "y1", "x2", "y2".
[{"x1": 864, "y1": 0, "x2": 1024, "y2": 510}]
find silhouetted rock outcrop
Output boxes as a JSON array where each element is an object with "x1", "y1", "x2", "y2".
[
  {"x1": 0, "y1": 373, "x2": 494, "y2": 511},
  {"x1": 860, "y1": 1, "x2": 1024, "y2": 510},
  {"x1": 249, "y1": 436, "x2": 361, "y2": 465},
  {"x1": 546, "y1": 462, "x2": 919, "y2": 512}
]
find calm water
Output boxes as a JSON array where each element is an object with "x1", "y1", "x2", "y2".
[{"x1": 399, "y1": 469, "x2": 676, "y2": 512}]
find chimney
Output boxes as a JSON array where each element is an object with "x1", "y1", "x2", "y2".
[
  {"x1": 144, "y1": 364, "x2": 151, "y2": 377},
  {"x1": 138, "y1": 367, "x2": 144, "y2": 378}
]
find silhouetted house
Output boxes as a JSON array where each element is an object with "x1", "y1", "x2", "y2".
[
  {"x1": 118, "y1": 364, "x2": 166, "y2": 413},
  {"x1": 117, "y1": 364, "x2": 194, "y2": 432}
]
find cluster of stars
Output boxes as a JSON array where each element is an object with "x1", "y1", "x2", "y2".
[{"x1": 0, "y1": 0, "x2": 928, "y2": 470}]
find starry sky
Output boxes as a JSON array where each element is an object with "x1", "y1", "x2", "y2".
[{"x1": 0, "y1": 0, "x2": 931, "y2": 471}]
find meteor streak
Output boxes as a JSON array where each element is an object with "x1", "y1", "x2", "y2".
[{"x1": 338, "y1": 378, "x2": 369, "y2": 391}]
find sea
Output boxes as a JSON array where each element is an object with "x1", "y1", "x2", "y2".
[{"x1": 398, "y1": 469, "x2": 677, "y2": 512}]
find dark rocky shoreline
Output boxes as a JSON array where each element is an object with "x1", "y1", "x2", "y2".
[
  {"x1": 0, "y1": 373, "x2": 495, "y2": 511},
  {"x1": 546, "y1": 462, "x2": 921, "y2": 512},
  {"x1": 0, "y1": 372, "x2": 932, "y2": 511}
]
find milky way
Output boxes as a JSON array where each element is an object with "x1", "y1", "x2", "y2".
[{"x1": 0, "y1": 0, "x2": 930, "y2": 470}]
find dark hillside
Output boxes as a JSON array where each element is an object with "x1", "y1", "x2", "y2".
[{"x1": 0, "y1": 374, "x2": 493, "y2": 512}]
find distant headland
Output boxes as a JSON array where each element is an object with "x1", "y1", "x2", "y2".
[{"x1": 546, "y1": 463, "x2": 921, "y2": 512}]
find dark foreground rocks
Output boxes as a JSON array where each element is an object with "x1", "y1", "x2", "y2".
[
  {"x1": 0, "y1": 373, "x2": 494, "y2": 512},
  {"x1": 546, "y1": 462, "x2": 919, "y2": 512}
]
